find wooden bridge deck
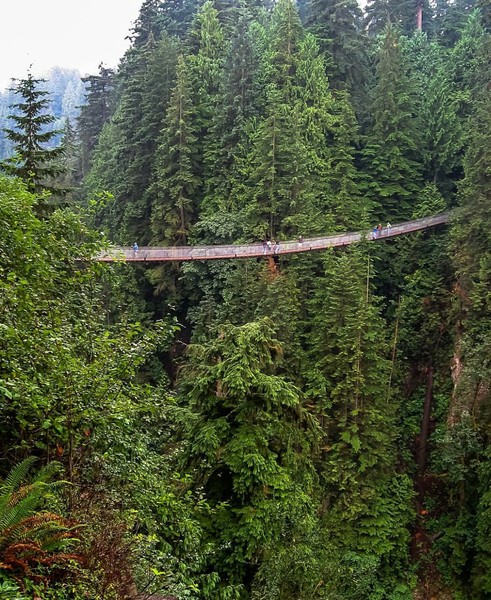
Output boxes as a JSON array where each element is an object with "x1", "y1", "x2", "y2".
[{"x1": 95, "y1": 213, "x2": 449, "y2": 263}]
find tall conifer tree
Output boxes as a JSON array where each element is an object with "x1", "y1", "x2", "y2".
[
  {"x1": 444, "y1": 34, "x2": 491, "y2": 595},
  {"x1": 1, "y1": 73, "x2": 66, "y2": 203},
  {"x1": 305, "y1": 0, "x2": 369, "y2": 94},
  {"x1": 306, "y1": 248, "x2": 414, "y2": 588},
  {"x1": 178, "y1": 319, "x2": 318, "y2": 591},
  {"x1": 188, "y1": 0, "x2": 227, "y2": 185},
  {"x1": 365, "y1": 0, "x2": 432, "y2": 36},
  {"x1": 77, "y1": 64, "x2": 115, "y2": 178},
  {"x1": 197, "y1": 5, "x2": 265, "y2": 242},
  {"x1": 151, "y1": 54, "x2": 199, "y2": 244},
  {"x1": 361, "y1": 25, "x2": 423, "y2": 220},
  {"x1": 406, "y1": 34, "x2": 463, "y2": 196},
  {"x1": 440, "y1": 0, "x2": 477, "y2": 45}
]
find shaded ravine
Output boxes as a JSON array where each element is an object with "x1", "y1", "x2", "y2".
[{"x1": 95, "y1": 213, "x2": 449, "y2": 262}]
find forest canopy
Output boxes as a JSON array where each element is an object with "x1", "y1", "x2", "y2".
[{"x1": 0, "y1": 0, "x2": 490, "y2": 598}]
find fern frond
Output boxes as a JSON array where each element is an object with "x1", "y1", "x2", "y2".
[
  {"x1": 33, "y1": 461, "x2": 64, "y2": 485},
  {"x1": 0, "y1": 459, "x2": 84, "y2": 579},
  {"x1": 0, "y1": 458, "x2": 37, "y2": 497},
  {"x1": 0, "y1": 493, "x2": 40, "y2": 534},
  {"x1": 2, "y1": 513, "x2": 71, "y2": 546}
]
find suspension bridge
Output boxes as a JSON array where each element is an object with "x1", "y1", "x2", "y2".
[{"x1": 95, "y1": 212, "x2": 449, "y2": 263}]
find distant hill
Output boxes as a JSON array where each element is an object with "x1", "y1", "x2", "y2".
[{"x1": 0, "y1": 67, "x2": 87, "y2": 161}]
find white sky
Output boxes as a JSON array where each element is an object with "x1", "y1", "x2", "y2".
[
  {"x1": 1, "y1": 0, "x2": 368, "y2": 92},
  {"x1": 0, "y1": 0, "x2": 144, "y2": 91}
]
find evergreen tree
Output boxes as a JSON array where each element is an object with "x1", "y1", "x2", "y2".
[
  {"x1": 307, "y1": 249, "x2": 394, "y2": 482},
  {"x1": 187, "y1": 0, "x2": 227, "y2": 186},
  {"x1": 270, "y1": 0, "x2": 304, "y2": 96},
  {"x1": 306, "y1": 247, "x2": 415, "y2": 592},
  {"x1": 129, "y1": 0, "x2": 202, "y2": 41},
  {"x1": 140, "y1": 32, "x2": 180, "y2": 217},
  {"x1": 433, "y1": 33, "x2": 491, "y2": 596},
  {"x1": 140, "y1": 32, "x2": 180, "y2": 146},
  {"x1": 305, "y1": 0, "x2": 369, "y2": 94},
  {"x1": 291, "y1": 33, "x2": 335, "y2": 233},
  {"x1": 242, "y1": 0, "x2": 314, "y2": 239},
  {"x1": 111, "y1": 38, "x2": 157, "y2": 242},
  {"x1": 406, "y1": 34, "x2": 464, "y2": 195},
  {"x1": 361, "y1": 25, "x2": 423, "y2": 221},
  {"x1": 294, "y1": 32, "x2": 369, "y2": 230},
  {"x1": 89, "y1": 33, "x2": 179, "y2": 244},
  {"x1": 177, "y1": 318, "x2": 318, "y2": 592},
  {"x1": 82, "y1": 119, "x2": 126, "y2": 240},
  {"x1": 77, "y1": 64, "x2": 115, "y2": 178},
  {"x1": 58, "y1": 117, "x2": 79, "y2": 200},
  {"x1": 1, "y1": 72, "x2": 66, "y2": 203},
  {"x1": 477, "y1": 0, "x2": 490, "y2": 30},
  {"x1": 450, "y1": 10, "x2": 488, "y2": 114},
  {"x1": 151, "y1": 54, "x2": 199, "y2": 244},
  {"x1": 249, "y1": 84, "x2": 309, "y2": 239},
  {"x1": 451, "y1": 36, "x2": 491, "y2": 345},
  {"x1": 431, "y1": 0, "x2": 451, "y2": 38},
  {"x1": 297, "y1": 0, "x2": 308, "y2": 22},
  {"x1": 365, "y1": 0, "x2": 432, "y2": 37},
  {"x1": 194, "y1": 9, "x2": 270, "y2": 249},
  {"x1": 201, "y1": 4, "x2": 261, "y2": 213},
  {"x1": 129, "y1": 0, "x2": 168, "y2": 46},
  {"x1": 85, "y1": 33, "x2": 181, "y2": 244},
  {"x1": 440, "y1": 0, "x2": 477, "y2": 46}
]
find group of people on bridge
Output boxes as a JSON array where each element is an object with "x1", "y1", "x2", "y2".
[
  {"x1": 372, "y1": 222, "x2": 392, "y2": 239},
  {"x1": 262, "y1": 239, "x2": 281, "y2": 254},
  {"x1": 130, "y1": 223, "x2": 394, "y2": 259},
  {"x1": 262, "y1": 236, "x2": 306, "y2": 255}
]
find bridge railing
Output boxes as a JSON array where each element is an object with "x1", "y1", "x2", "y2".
[{"x1": 96, "y1": 212, "x2": 449, "y2": 262}]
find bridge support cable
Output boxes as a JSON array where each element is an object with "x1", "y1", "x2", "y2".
[{"x1": 94, "y1": 213, "x2": 449, "y2": 263}]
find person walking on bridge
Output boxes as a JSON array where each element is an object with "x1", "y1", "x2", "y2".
[{"x1": 133, "y1": 242, "x2": 139, "y2": 256}]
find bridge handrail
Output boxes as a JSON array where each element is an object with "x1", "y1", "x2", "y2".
[{"x1": 95, "y1": 212, "x2": 449, "y2": 262}]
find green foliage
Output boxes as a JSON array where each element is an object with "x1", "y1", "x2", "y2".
[
  {"x1": 406, "y1": 33, "x2": 464, "y2": 195},
  {"x1": 472, "y1": 449, "x2": 491, "y2": 594},
  {"x1": 361, "y1": 26, "x2": 423, "y2": 221},
  {"x1": 77, "y1": 64, "x2": 116, "y2": 179},
  {"x1": 151, "y1": 54, "x2": 199, "y2": 245},
  {"x1": 1, "y1": 72, "x2": 67, "y2": 205},
  {"x1": 305, "y1": 0, "x2": 369, "y2": 96},
  {"x1": 303, "y1": 248, "x2": 415, "y2": 591},
  {"x1": 0, "y1": 174, "x2": 214, "y2": 598},
  {"x1": 31, "y1": 0, "x2": 491, "y2": 596},
  {"x1": 0, "y1": 577, "x2": 29, "y2": 600},
  {"x1": 0, "y1": 458, "x2": 82, "y2": 585},
  {"x1": 0, "y1": 176, "x2": 161, "y2": 465},
  {"x1": 177, "y1": 319, "x2": 319, "y2": 593},
  {"x1": 365, "y1": 0, "x2": 432, "y2": 37}
]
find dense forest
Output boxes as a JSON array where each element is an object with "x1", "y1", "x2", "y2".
[{"x1": 0, "y1": 0, "x2": 490, "y2": 599}]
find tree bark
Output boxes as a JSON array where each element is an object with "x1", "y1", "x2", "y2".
[{"x1": 417, "y1": 367, "x2": 434, "y2": 505}]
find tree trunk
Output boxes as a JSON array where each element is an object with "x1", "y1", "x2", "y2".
[{"x1": 417, "y1": 367, "x2": 434, "y2": 505}]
